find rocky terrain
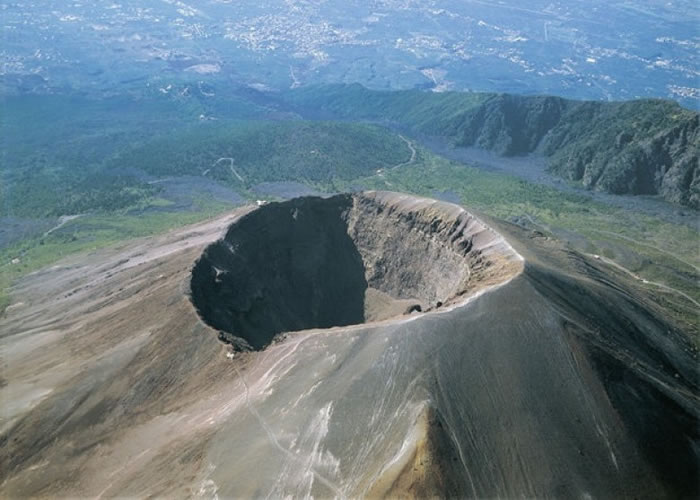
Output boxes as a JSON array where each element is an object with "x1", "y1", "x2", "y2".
[
  {"x1": 448, "y1": 94, "x2": 700, "y2": 207},
  {"x1": 191, "y1": 192, "x2": 521, "y2": 351},
  {"x1": 285, "y1": 86, "x2": 700, "y2": 207},
  {"x1": 0, "y1": 192, "x2": 697, "y2": 498}
]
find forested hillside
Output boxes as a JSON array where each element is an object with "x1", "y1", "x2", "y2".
[
  {"x1": 1, "y1": 94, "x2": 411, "y2": 217},
  {"x1": 284, "y1": 85, "x2": 699, "y2": 207},
  {"x1": 109, "y1": 121, "x2": 411, "y2": 187}
]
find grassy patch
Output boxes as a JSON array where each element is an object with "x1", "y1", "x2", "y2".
[{"x1": 345, "y1": 146, "x2": 700, "y2": 333}]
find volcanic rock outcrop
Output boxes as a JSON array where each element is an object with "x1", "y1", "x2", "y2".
[{"x1": 190, "y1": 191, "x2": 521, "y2": 350}]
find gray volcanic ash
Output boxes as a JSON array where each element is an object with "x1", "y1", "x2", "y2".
[{"x1": 0, "y1": 192, "x2": 696, "y2": 498}]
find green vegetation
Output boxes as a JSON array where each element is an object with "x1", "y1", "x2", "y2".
[
  {"x1": 0, "y1": 94, "x2": 416, "y2": 315},
  {"x1": 342, "y1": 146, "x2": 699, "y2": 335},
  {"x1": 542, "y1": 99, "x2": 698, "y2": 206},
  {"x1": 285, "y1": 83, "x2": 490, "y2": 136},
  {"x1": 1, "y1": 91, "x2": 269, "y2": 217},
  {"x1": 109, "y1": 120, "x2": 412, "y2": 187},
  {"x1": 2, "y1": 89, "x2": 697, "y2": 336},
  {"x1": 285, "y1": 85, "x2": 699, "y2": 207},
  {"x1": 2, "y1": 92, "x2": 413, "y2": 217},
  {"x1": 2, "y1": 94, "x2": 201, "y2": 217}
]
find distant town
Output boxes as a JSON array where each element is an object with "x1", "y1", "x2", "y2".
[{"x1": 1, "y1": 0, "x2": 698, "y2": 106}]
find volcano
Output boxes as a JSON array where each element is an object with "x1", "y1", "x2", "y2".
[{"x1": 1, "y1": 192, "x2": 697, "y2": 498}]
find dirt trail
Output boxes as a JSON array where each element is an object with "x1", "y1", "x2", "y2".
[
  {"x1": 589, "y1": 252, "x2": 700, "y2": 308},
  {"x1": 516, "y1": 214, "x2": 698, "y2": 308},
  {"x1": 392, "y1": 135, "x2": 416, "y2": 169},
  {"x1": 214, "y1": 157, "x2": 245, "y2": 183},
  {"x1": 590, "y1": 229, "x2": 700, "y2": 272},
  {"x1": 43, "y1": 214, "x2": 82, "y2": 237}
]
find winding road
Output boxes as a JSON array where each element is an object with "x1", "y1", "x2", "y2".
[
  {"x1": 590, "y1": 229, "x2": 700, "y2": 273},
  {"x1": 212, "y1": 158, "x2": 245, "y2": 183},
  {"x1": 590, "y1": 253, "x2": 700, "y2": 308},
  {"x1": 392, "y1": 135, "x2": 417, "y2": 169},
  {"x1": 522, "y1": 213, "x2": 698, "y2": 308}
]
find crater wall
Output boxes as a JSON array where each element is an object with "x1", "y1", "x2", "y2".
[{"x1": 190, "y1": 191, "x2": 522, "y2": 350}]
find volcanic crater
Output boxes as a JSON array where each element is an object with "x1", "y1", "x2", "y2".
[{"x1": 190, "y1": 191, "x2": 522, "y2": 350}]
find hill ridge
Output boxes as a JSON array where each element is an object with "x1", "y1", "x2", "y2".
[{"x1": 284, "y1": 85, "x2": 700, "y2": 207}]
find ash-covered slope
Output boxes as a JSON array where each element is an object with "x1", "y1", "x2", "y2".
[
  {"x1": 190, "y1": 192, "x2": 520, "y2": 350},
  {"x1": 0, "y1": 193, "x2": 697, "y2": 499}
]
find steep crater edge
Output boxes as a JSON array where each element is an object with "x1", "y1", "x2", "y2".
[{"x1": 190, "y1": 191, "x2": 522, "y2": 350}]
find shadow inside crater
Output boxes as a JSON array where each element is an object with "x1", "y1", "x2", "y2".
[{"x1": 190, "y1": 195, "x2": 367, "y2": 350}]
